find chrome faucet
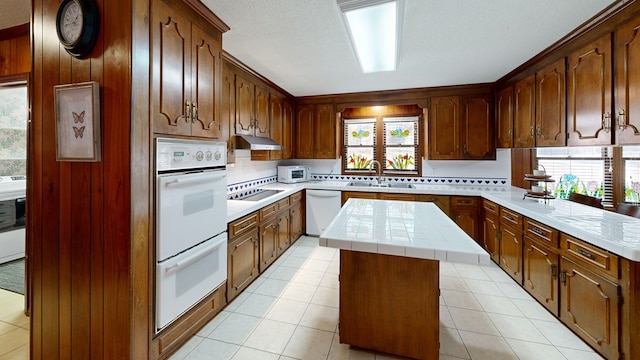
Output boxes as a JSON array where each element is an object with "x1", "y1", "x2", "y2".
[{"x1": 370, "y1": 160, "x2": 383, "y2": 185}]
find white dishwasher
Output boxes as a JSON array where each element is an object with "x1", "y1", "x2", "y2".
[{"x1": 306, "y1": 190, "x2": 342, "y2": 236}]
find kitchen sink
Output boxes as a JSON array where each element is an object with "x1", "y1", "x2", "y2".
[{"x1": 346, "y1": 181, "x2": 414, "y2": 189}]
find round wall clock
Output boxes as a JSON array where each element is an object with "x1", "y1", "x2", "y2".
[{"x1": 55, "y1": 0, "x2": 100, "y2": 58}]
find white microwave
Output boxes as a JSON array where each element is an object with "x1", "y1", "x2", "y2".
[{"x1": 278, "y1": 165, "x2": 311, "y2": 183}]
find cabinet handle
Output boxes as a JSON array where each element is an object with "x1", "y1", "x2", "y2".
[
  {"x1": 617, "y1": 109, "x2": 627, "y2": 130},
  {"x1": 192, "y1": 102, "x2": 198, "y2": 123},
  {"x1": 185, "y1": 100, "x2": 192, "y2": 122},
  {"x1": 560, "y1": 269, "x2": 567, "y2": 285},
  {"x1": 576, "y1": 247, "x2": 595, "y2": 260},
  {"x1": 602, "y1": 112, "x2": 612, "y2": 133},
  {"x1": 508, "y1": 128, "x2": 513, "y2": 140},
  {"x1": 551, "y1": 263, "x2": 558, "y2": 280},
  {"x1": 536, "y1": 125, "x2": 541, "y2": 138},
  {"x1": 504, "y1": 214, "x2": 515, "y2": 221},
  {"x1": 463, "y1": 144, "x2": 468, "y2": 155},
  {"x1": 530, "y1": 227, "x2": 545, "y2": 236},
  {"x1": 486, "y1": 205, "x2": 494, "y2": 210},
  {"x1": 241, "y1": 221, "x2": 254, "y2": 229},
  {"x1": 529, "y1": 125, "x2": 534, "y2": 138}
]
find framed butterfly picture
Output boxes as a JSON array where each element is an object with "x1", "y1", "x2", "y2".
[{"x1": 54, "y1": 81, "x2": 101, "y2": 161}]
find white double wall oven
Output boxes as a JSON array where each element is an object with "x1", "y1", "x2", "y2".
[{"x1": 155, "y1": 138, "x2": 228, "y2": 332}]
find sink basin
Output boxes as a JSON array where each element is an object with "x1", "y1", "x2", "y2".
[{"x1": 346, "y1": 181, "x2": 414, "y2": 189}]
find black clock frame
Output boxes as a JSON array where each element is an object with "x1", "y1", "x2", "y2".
[{"x1": 55, "y1": 0, "x2": 100, "y2": 58}]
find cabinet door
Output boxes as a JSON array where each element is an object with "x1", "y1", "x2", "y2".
[
  {"x1": 235, "y1": 74, "x2": 255, "y2": 135},
  {"x1": 282, "y1": 99, "x2": 295, "y2": 159},
  {"x1": 314, "y1": 103, "x2": 336, "y2": 158},
  {"x1": 190, "y1": 24, "x2": 221, "y2": 138},
  {"x1": 496, "y1": 86, "x2": 514, "y2": 148},
  {"x1": 221, "y1": 66, "x2": 236, "y2": 160},
  {"x1": 290, "y1": 201, "x2": 303, "y2": 242},
  {"x1": 615, "y1": 16, "x2": 640, "y2": 144},
  {"x1": 482, "y1": 215, "x2": 500, "y2": 263},
  {"x1": 269, "y1": 95, "x2": 283, "y2": 160},
  {"x1": 227, "y1": 229, "x2": 259, "y2": 301},
  {"x1": 462, "y1": 94, "x2": 495, "y2": 159},
  {"x1": 451, "y1": 208, "x2": 479, "y2": 242},
  {"x1": 296, "y1": 104, "x2": 314, "y2": 158},
  {"x1": 151, "y1": 1, "x2": 191, "y2": 136},
  {"x1": 567, "y1": 34, "x2": 613, "y2": 146},
  {"x1": 499, "y1": 225, "x2": 523, "y2": 283},
  {"x1": 259, "y1": 218, "x2": 278, "y2": 273},
  {"x1": 560, "y1": 257, "x2": 619, "y2": 359},
  {"x1": 535, "y1": 58, "x2": 566, "y2": 147},
  {"x1": 276, "y1": 210, "x2": 291, "y2": 256},
  {"x1": 513, "y1": 75, "x2": 535, "y2": 148},
  {"x1": 255, "y1": 84, "x2": 270, "y2": 138},
  {"x1": 523, "y1": 238, "x2": 559, "y2": 315},
  {"x1": 429, "y1": 96, "x2": 460, "y2": 159}
]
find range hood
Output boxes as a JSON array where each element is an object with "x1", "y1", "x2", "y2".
[{"x1": 235, "y1": 134, "x2": 282, "y2": 150}]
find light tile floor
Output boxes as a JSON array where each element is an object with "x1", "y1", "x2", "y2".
[
  {"x1": 170, "y1": 236, "x2": 604, "y2": 360},
  {"x1": 0, "y1": 288, "x2": 29, "y2": 359}
]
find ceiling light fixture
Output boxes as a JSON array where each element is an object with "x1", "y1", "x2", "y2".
[{"x1": 337, "y1": 0, "x2": 402, "y2": 73}]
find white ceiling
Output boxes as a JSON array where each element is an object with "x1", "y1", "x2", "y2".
[
  {"x1": 1, "y1": 1, "x2": 618, "y2": 97},
  {"x1": 203, "y1": 0, "x2": 617, "y2": 97}
]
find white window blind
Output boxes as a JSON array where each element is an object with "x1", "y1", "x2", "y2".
[{"x1": 536, "y1": 147, "x2": 613, "y2": 206}]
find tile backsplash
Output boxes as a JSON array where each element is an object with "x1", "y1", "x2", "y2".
[{"x1": 0, "y1": 85, "x2": 28, "y2": 176}]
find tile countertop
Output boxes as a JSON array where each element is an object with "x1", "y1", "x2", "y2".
[
  {"x1": 318, "y1": 198, "x2": 491, "y2": 265},
  {"x1": 227, "y1": 180, "x2": 640, "y2": 261}
]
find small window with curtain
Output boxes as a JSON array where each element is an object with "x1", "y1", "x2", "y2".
[{"x1": 536, "y1": 147, "x2": 613, "y2": 206}]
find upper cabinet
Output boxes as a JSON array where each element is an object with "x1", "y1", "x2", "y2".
[
  {"x1": 567, "y1": 34, "x2": 613, "y2": 146},
  {"x1": 615, "y1": 14, "x2": 640, "y2": 145},
  {"x1": 496, "y1": 86, "x2": 514, "y2": 148},
  {"x1": 535, "y1": 58, "x2": 566, "y2": 147},
  {"x1": 296, "y1": 103, "x2": 337, "y2": 159},
  {"x1": 151, "y1": 0, "x2": 222, "y2": 138},
  {"x1": 235, "y1": 75, "x2": 270, "y2": 138},
  {"x1": 0, "y1": 24, "x2": 30, "y2": 76},
  {"x1": 513, "y1": 75, "x2": 535, "y2": 148},
  {"x1": 429, "y1": 94, "x2": 495, "y2": 160}
]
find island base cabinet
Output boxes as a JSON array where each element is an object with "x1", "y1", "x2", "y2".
[
  {"x1": 339, "y1": 250, "x2": 439, "y2": 360},
  {"x1": 560, "y1": 257, "x2": 619, "y2": 360},
  {"x1": 523, "y1": 238, "x2": 559, "y2": 316}
]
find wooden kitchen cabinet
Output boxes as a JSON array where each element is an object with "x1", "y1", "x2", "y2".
[
  {"x1": 496, "y1": 86, "x2": 514, "y2": 148},
  {"x1": 379, "y1": 193, "x2": 417, "y2": 201},
  {"x1": 482, "y1": 200, "x2": 500, "y2": 263},
  {"x1": 290, "y1": 192, "x2": 304, "y2": 242},
  {"x1": 523, "y1": 237, "x2": 559, "y2": 316},
  {"x1": 235, "y1": 74, "x2": 270, "y2": 138},
  {"x1": 258, "y1": 216, "x2": 278, "y2": 272},
  {"x1": 276, "y1": 209, "x2": 291, "y2": 256},
  {"x1": 342, "y1": 191, "x2": 378, "y2": 205},
  {"x1": 417, "y1": 194, "x2": 450, "y2": 216},
  {"x1": 296, "y1": 103, "x2": 337, "y2": 159},
  {"x1": 615, "y1": 14, "x2": 640, "y2": 144},
  {"x1": 282, "y1": 99, "x2": 295, "y2": 159},
  {"x1": 429, "y1": 95, "x2": 494, "y2": 160},
  {"x1": 535, "y1": 58, "x2": 566, "y2": 147},
  {"x1": 450, "y1": 196, "x2": 480, "y2": 242},
  {"x1": 222, "y1": 64, "x2": 236, "y2": 161},
  {"x1": 513, "y1": 74, "x2": 535, "y2": 148},
  {"x1": 499, "y1": 208, "x2": 524, "y2": 283},
  {"x1": 227, "y1": 228, "x2": 259, "y2": 301},
  {"x1": 568, "y1": 34, "x2": 614, "y2": 146},
  {"x1": 256, "y1": 95, "x2": 294, "y2": 161},
  {"x1": 151, "y1": 0, "x2": 222, "y2": 138}
]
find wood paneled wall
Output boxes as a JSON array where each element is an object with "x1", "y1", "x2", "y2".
[
  {"x1": 0, "y1": 24, "x2": 30, "y2": 75},
  {"x1": 30, "y1": 0, "x2": 151, "y2": 359}
]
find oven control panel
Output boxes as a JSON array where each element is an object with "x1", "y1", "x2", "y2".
[{"x1": 156, "y1": 138, "x2": 226, "y2": 171}]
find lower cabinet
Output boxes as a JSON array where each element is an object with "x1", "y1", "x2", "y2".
[
  {"x1": 378, "y1": 193, "x2": 417, "y2": 201},
  {"x1": 341, "y1": 191, "x2": 377, "y2": 204},
  {"x1": 451, "y1": 196, "x2": 481, "y2": 242},
  {"x1": 227, "y1": 228, "x2": 259, "y2": 301},
  {"x1": 290, "y1": 198, "x2": 303, "y2": 242},
  {"x1": 418, "y1": 194, "x2": 450, "y2": 217},
  {"x1": 523, "y1": 237, "x2": 559, "y2": 315},
  {"x1": 259, "y1": 214, "x2": 280, "y2": 273},
  {"x1": 482, "y1": 211, "x2": 500, "y2": 263},
  {"x1": 276, "y1": 209, "x2": 291, "y2": 256},
  {"x1": 560, "y1": 256, "x2": 619, "y2": 359},
  {"x1": 499, "y1": 224, "x2": 523, "y2": 283}
]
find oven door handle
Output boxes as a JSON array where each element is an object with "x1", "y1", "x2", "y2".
[
  {"x1": 164, "y1": 240, "x2": 224, "y2": 273},
  {"x1": 163, "y1": 172, "x2": 226, "y2": 187}
]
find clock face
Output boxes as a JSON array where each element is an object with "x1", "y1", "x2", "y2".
[{"x1": 61, "y1": 1, "x2": 83, "y2": 44}]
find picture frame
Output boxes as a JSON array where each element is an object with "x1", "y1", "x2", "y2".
[{"x1": 54, "y1": 81, "x2": 101, "y2": 162}]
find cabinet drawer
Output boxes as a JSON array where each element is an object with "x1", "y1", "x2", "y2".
[
  {"x1": 290, "y1": 191, "x2": 303, "y2": 204},
  {"x1": 500, "y1": 208, "x2": 523, "y2": 230},
  {"x1": 259, "y1": 202, "x2": 280, "y2": 220},
  {"x1": 228, "y1": 212, "x2": 258, "y2": 239},
  {"x1": 482, "y1": 200, "x2": 499, "y2": 217},
  {"x1": 277, "y1": 197, "x2": 290, "y2": 209},
  {"x1": 561, "y1": 233, "x2": 619, "y2": 280},
  {"x1": 451, "y1": 196, "x2": 478, "y2": 208},
  {"x1": 524, "y1": 218, "x2": 558, "y2": 247}
]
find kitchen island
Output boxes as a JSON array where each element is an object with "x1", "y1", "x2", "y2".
[{"x1": 319, "y1": 198, "x2": 489, "y2": 360}]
